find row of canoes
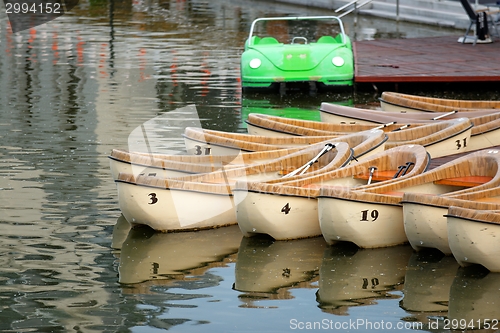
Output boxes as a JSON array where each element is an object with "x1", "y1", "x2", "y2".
[
  {"x1": 180, "y1": 107, "x2": 500, "y2": 158},
  {"x1": 110, "y1": 92, "x2": 500, "y2": 273}
]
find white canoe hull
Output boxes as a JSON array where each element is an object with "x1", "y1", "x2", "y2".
[
  {"x1": 318, "y1": 197, "x2": 407, "y2": 248},
  {"x1": 466, "y1": 128, "x2": 500, "y2": 153},
  {"x1": 447, "y1": 214, "x2": 500, "y2": 272},
  {"x1": 117, "y1": 181, "x2": 237, "y2": 231},
  {"x1": 235, "y1": 190, "x2": 321, "y2": 240},
  {"x1": 396, "y1": 125, "x2": 471, "y2": 159},
  {"x1": 236, "y1": 175, "x2": 367, "y2": 240},
  {"x1": 424, "y1": 126, "x2": 471, "y2": 158},
  {"x1": 403, "y1": 203, "x2": 451, "y2": 255}
]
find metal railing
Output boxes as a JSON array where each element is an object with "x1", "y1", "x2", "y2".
[{"x1": 335, "y1": 0, "x2": 374, "y2": 18}]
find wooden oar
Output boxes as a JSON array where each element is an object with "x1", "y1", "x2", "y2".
[
  {"x1": 391, "y1": 124, "x2": 411, "y2": 132},
  {"x1": 283, "y1": 143, "x2": 336, "y2": 179},
  {"x1": 373, "y1": 121, "x2": 396, "y2": 130},
  {"x1": 367, "y1": 166, "x2": 377, "y2": 185},
  {"x1": 431, "y1": 110, "x2": 457, "y2": 120}
]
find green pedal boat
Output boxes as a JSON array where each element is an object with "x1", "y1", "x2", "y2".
[{"x1": 241, "y1": 16, "x2": 354, "y2": 90}]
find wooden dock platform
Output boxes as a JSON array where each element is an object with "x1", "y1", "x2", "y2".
[{"x1": 354, "y1": 36, "x2": 500, "y2": 85}]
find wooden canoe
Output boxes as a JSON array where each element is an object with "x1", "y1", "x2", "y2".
[
  {"x1": 317, "y1": 148, "x2": 500, "y2": 248},
  {"x1": 383, "y1": 117, "x2": 473, "y2": 158},
  {"x1": 464, "y1": 113, "x2": 500, "y2": 152},
  {"x1": 320, "y1": 103, "x2": 500, "y2": 153},
  {"x1": 115, "y1": 141, "x2": 352, "y2": 232},
  {"x1": 446, "y1": 206, "x2": 500, "y2": 272},
  {"x1": 183, "y1": 127, "x2": 340, "y2": 155},
  {"x1": 244, "y1": 113, "x2": 473, "y2": 158},
  {"x1": 111, "y1": 112, "x2": 497, "y2": 181},
  {"x1": 183, "y1": 126, "x2": 389, "y2": 160},
  {"x1": 109, "y1": 144, "x2": 333, "y2": 180},
  {"x1": 319, "y1": 102, "x2": 500, "y2": 125},
  {"x1": 380, "y1": 91, "x2": 500, "y2": 113},
  {"x1": 402, "y1": 183, "x2": 500, "y2": 255},
  {"x1": 109, "y1": 148, "x2": 300, "y2": 180},
  {"x1": 234, "y1": 144, "x2": 430, "y2": 240},
  {"x1": 245, "y1": 113, "x2": 415, "y2": 137}
]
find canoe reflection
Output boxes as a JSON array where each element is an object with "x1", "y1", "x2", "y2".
[
  {"x1": 234, "y1": 236, "x2": 327, "y2": 296},
  {"x1": 317, "y1": 243, "x2": 412, "y2": 313},
  {"x1": 401, "y1": 251, "x2": 458, "y2": 314},
  {"x1": 111, "y1": 215, "x2": 133, "y2": 250},
  {"x1": 118, "y1": 224, "x2": 242, "y2": 284},
  {"x1": 448, "y1": 266, "x2": 500, "y2": 329}
]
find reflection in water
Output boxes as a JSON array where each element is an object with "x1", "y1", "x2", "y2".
[
  {"x1": 448, "y1": 266, "x2": 500, "y2": 329},
  {"x1": 234, "y1": 236, "x2": 327, "y2": 305},
  {"x1": 111, "y1": 214, "x2": 133, "y2": 250},
  {"x1": 317, "y1": 243, "x2": 412, "y2": 314},
  {"x1": 126, "y1": 104, "x2": 205, "y2": 158},
  {"x1": 401, "y1": 251, "x2": 458, "y2": 314},
  {"x1": 118, "y1": 224, "x2": 242, "y2": 284},
  {"x1": 0, "y1": 0, "x2": 494, "y2": 331}
]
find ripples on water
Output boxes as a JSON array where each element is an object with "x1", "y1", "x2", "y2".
[{"x1": 0, "y1": 0, "x2": 499, "y2": 332}]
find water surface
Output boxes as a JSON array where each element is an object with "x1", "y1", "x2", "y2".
[{"x1": 0, "y1": 0, "x2": 499, "y2": 332}]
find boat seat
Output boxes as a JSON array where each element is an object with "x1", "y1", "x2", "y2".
[
  {"x1": 316, "y1": 36, "x2": 337, "y2": 43},
  {"x1": 434, "y1": 176, "x2": 493, "y2": 187},
  {"x1": 353, "y1": 162, "x2": 415, "y2": 182},
  {"x1": 353, "y1": 170, "x2": 400, "y2": 182},
  {"x1": 258, "y1": 37, "x2": 280, "y2": 45}
]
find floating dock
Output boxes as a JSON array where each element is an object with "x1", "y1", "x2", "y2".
[{"x1": 354, "y1": 36, "x2": 500, "y2": 87}]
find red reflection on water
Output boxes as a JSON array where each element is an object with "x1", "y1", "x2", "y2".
[
  {"x1": 138, "y1": 48, "x2": 150, "y2": 82},
  {"x1": 52, "y1": 32, "x2": 59, "y2": 64}
]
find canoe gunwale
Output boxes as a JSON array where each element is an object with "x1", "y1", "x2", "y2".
[
  {"x1": 419, "y1": 123, "x2": 473, "y2": 148},
  {"x1": 352, "y1": 134, "x2": 388, "y2": 159},
  {"x1": 182, "y1": 134, "x2": 255, "y2": 152},
  {"x1": 109, "y1": 155, "x2": 200, "y2": 174},
  {"x1": 379, "y1": 97, "x2": 436, "y2": 113},
  {"x1": 115, "y1": 178, "x2": 235, "y2": 196},
  {"x1": 380, "y1": 91, "x2": 500, "y2": 113},
  {"x1": 446, "y1": 206, "x2": 500, "y2": 226},
  {"x1": 385, "y1": 119, "x2": 473, "y2": 149},
  {"x1": 244, "y1": 120, "x2": 303, "y2": 136},
  {"x1": 316, "y1": 191, "x2": 403, "y2": 206},
  {"x1": 445, "y1": 214, "x2": 500, "y2": 225},
  {"x1": 232, "y1": 187, "x2": 316, "y2": 199}
]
